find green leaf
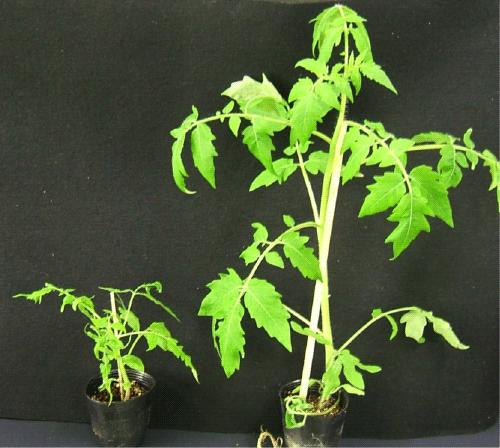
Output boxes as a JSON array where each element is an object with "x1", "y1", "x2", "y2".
[
  {"x1": 281, "y1": 231, "x2": 321, "y2": 280},
  {"x1": 350, "y1": 22, "x2": 373, "y2": 62},
  {"x1": 372, "y1": 308, "x2": 398, "y2": 340},
  {"x1": 145, "y1": 322, "x2": 199, "y2": 382},
  {"x1": 314, "y1": 82, "x2": 341, "y2": 110},
  {"x1": 482, "y1": 150, "x2": 500, "y2": 211},
  {"x1": 199, "y1": 269, "x2": 243, "y2": 319},
  {"x1": 122, "y1": 354, "x2": 145, "y2": 372},
  {"x1": 295, "y1": 58, "x2": 328, "y2": 77},
  {"x1": 410, "y1": 165, "x2": 454, "y2": 227},
  {"x1": 214, "y1": 301, "x2": 246, "y2": 377},
  {"x1": 242, "y1": 125, "x2": 276, "y2": 174},
  {"x1": 120, "y1": 308, "x2": 140, "y2": 332},
  {"x1": 357, "y1": 362, "x2": 382, "y2": 374},
  {"x1": 244, "y1": 278, "x2": 291, "y2": 351},
  {"x1": 222, "y1": 74, "x2": 284, "y2": 108},
  {"x1": 240, "y1": 244, "x2": 261, "y2": 265},
  {"x1": 359, "y1": 61, "x2": 397, "y2": 94},
  {"x1": 228, "y1": 115, "x2": 241, "y2": 137},
  {"x1": 426, "y1": 313, "x2": 469, "y2": 350},
  {"x1": 321, "y1": 358, "x2": 342, "y2": 400},
  {"x1": 359, "y1": 172, "x2": 406, "y2": 217},
  {"x1": 342, "y1": 134, "x2": 374, "y2": 184},
  {"x1": 247, "y1": 98, "x2": 288, "y2": 134},
  {"x1": 252, "y1": 222, "x2": 268, "y2": 243},
  {"x1": 289, "y1": 80, "x2": 330, "y2": 145},
  {"x1": 339, "y1": 350, "x2": 365, "y2": 390},
  {"x1": 305, "y1": 151, "x2": 329, "y2": 175},
  {"x1": 400, "y1": 309, "x2": 427, "y2": 343},
  {"x1": 191, "y1": 123, "x2": 217, "y2": 189},
  {"x1": 283, "y1": 214, "x2": 295, "y2": 227},
  {"x1": 438, "y1": 143, "x2": 463, "y2": 188},
  {"x1": 171, "y1": 133, "x2": 191, "y2": 193},
  {"x1": 290, "y1": 321, "x2": 332, "y2": 346},
  {"x1": 249, "y1": 158, "x2": 297, "y2": 191},
  {"x1": 265, "y1": 251, "x2": 285, "y2": 269},
  {"x1": 385, "y1": 193, "x2": 432, "y2": 258}
]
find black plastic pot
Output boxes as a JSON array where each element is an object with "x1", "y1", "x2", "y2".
[
  {"x1": 85, "y1": 369, "x2": 156, "y2": 447},
  {"x1": 279, "y1": 380, "x2": 349, "y2": 447}
]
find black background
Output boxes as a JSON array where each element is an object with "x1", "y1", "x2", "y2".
[{"x1": 0, "y1": 0, "x2": 498, "y2": 439}]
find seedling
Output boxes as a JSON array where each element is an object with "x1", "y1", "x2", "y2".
[{"x1": 16, "y1": 282, "x2": 198, "y2": 402}]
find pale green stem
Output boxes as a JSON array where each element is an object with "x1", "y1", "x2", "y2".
[
  {"x1": 110, "y1": 291, "x2": 130, "y2": 401},
  {"x1": 295, "y1": 144, "x2": 320, "y2": 223},
  {"x1": 337, "y1": 306, "x2": 418, "y2": 353}
]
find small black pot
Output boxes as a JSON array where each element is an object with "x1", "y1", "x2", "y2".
[
  {"x1": 279, "y1": 380, "x2": 349, "y2": 448},
  {"x1": 85, "y1": 369, "x2": 156, "y2": 447}
]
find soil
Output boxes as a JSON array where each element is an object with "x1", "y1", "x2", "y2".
[
  {"x1": 90, "y1": 380, "x2": 149, "y2": 403},
  {"x1": 286, "y1": 390, "x2": 344, "y2": 417}
]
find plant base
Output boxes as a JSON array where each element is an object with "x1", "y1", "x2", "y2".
[
  {"x1": 279, "y1": 380, "x2": 348, "y2": 448},
  {"x1": 85, "y1": 369, "x2": 156, "y2": 447}
]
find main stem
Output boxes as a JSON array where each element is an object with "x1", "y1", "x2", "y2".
[
  {"x1": 298, "y1": 102, "x2": 347, "y2": 400},
  {"x1": 110, "y1": 291, "x2": 130, "y2": 401}
]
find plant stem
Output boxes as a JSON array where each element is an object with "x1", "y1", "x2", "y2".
[
  {"x1": 110, "y1": 291, "x2": 130, "y2": 401},
  {"x1": 337, "y1": 306, "x2": 418, "y2": 353}
]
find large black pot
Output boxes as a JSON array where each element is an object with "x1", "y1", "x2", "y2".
[
  {"x1": 279, "y1": 380, "x2": 348, "y2": 447},
  {"x1": 85, "y1": 369, "x2": 156, "y2": 447}
]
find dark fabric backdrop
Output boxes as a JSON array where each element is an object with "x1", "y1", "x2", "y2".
[{"x1": 0, "y1": 0, "x2": 498, "y2": 439}]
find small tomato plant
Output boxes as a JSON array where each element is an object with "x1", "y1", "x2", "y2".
[
  {"x1": 16, "y1": 282, "x2": 198, "y2": 402},
  {"x1": 170, "y1": 4, "x2": 499, "y2": 425}
]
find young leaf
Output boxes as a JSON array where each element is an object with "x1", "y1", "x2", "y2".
[
  {"x1": 410, "y1": 165, "x2": 454, "y2": 227},
  {"x1": 281, "y1": 231, "x2": 322, "y2": 280},
  {"x1": 199, "y1": 269, "x2": 243, "y2": 319},
  {"x1": 400, "y1": 309, "x2": 427, "y2": 343},
  {"x1": 425, "y1": 313, "x2": 469, "y2": 350},
  {"x1": 385, "y1": 194, "x2": 432, "y2": 258},
  {"x1": 359, "y1": 61, "x2": 397, "y2": 94},
  {"x1": 359, "y1": 172, "x2": 406, "y2": 217},
  {"x1": 191, "y1": 123, "x2": 217, "y2": 189},
  {"x1": 244, "y1": 278, "x2": 291, "y2": 351}
]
